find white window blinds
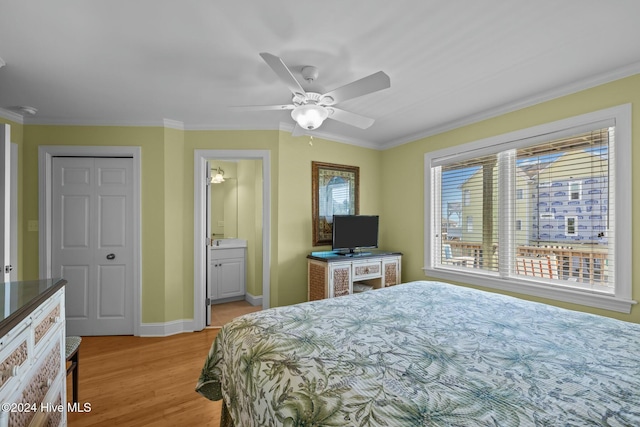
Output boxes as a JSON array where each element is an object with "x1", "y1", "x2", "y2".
[
  {"x1": 425, "y1": 104, "x2": 632, "y2": 313},
  {"x1": 433, "y1": 126, "x2": 614, "y2": 291},
  {"x1": 513, "y1": 127, "x2": 613, "y2": 289}
]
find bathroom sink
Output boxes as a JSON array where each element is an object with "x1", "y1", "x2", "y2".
[{"x1": 211, "y1": 238, "x2": 247, "y2": 249}]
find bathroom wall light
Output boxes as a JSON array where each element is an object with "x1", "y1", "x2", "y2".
[{"x1": 211, "y1": 167, "x2": 225, "y2": 184}]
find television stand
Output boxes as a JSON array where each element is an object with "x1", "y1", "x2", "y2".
[{"x1": 307, "y1": 250, "x2": 402, "y2": 300}]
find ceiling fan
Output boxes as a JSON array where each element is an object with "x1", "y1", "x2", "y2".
[{"x1": 231, "y1": 53, "x2": 390, "y2": 136}]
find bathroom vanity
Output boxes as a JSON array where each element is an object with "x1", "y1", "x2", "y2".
[{"x1": 209, "y1": 239, "x2": 247, "y2": 303}]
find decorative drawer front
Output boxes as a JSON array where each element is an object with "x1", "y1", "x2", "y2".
[
  {"x1": 8, "y1": 341, "x2": 62, "y2": 427},
  {"x1": 330, "y1": 264, "x2": 352, "y2": 298},
  {"x1": 352, "y1": 261, "x2": 382, "y2": 280},
  {"x1": 384, "y1": 260, "x2": 400, "y2": 286},
  {"x1": 33, "y1": 304, "x2": 62, "y2": 347},
  {"x1": 0, "y1": 326, "x2": 30, "y2": 395}
]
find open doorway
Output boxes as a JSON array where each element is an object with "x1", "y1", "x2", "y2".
[{"x1": 193, "y1": 150, "x2": 271, "y2": 332}]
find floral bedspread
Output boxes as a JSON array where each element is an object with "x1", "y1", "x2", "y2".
[{"x1": 196, "y1": 281, "x2": 640, "y2": 426}]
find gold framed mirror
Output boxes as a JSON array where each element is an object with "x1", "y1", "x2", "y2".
[{"x1": 312, "y1": 161, "x2": 359, "y2": 246}]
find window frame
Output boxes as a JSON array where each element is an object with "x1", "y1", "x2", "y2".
[
  {"x1": 568, "y1": 180, "x2": 582, "y2": 201},
  {"x1": 423, "y1": 104, "x2": 634, "y2": 313},
  {"x1": 564, "y1": 216, "x2": 577, "y2": 236}
]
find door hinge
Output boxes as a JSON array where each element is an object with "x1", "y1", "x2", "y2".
[
  {"x1": 206, "y1": 297, "x2": 213, "y2": 306},
  {"x1": 4, "y1": 265, "x2": 13, "y2": 274},
  {"x1": 206, "y1": 237, "x2": 212, "y2": 247}
]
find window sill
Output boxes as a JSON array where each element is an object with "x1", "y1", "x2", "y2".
[{"x1": 422, "y1": 267, "x2": 637, "y2": 314}]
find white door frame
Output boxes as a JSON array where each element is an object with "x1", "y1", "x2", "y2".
[
  {"x1": 0, "y1": 125, "x2": 10, "y2": 283},
  {"x1": 193, "y1": 150, "x2": 271, "y2": 332},
  {"x1": 39, "y1": 145, "x2": 142, "y2": 336},
  {"x1": 10, "y1": 143, "x2": 17, "y2": 281}
]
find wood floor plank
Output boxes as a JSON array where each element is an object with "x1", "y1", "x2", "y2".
[
  {"x1": 66, "y1": 329, "x2": 222, "y2": 427},
  {"x1": 66, "y1": 300, "x2": 260, "y2": 426}
]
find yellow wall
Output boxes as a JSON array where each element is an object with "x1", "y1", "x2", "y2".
[
  {"x1": 383, "y1": 73, "x2": 640, "y2": 323},
  {"x1": 276, "y1": 132, "x2": 383, "y2": 305},
  {"x1": 163, "y1": 127, "x2": 185, "y2": 321},
  {"x1": 236, "y1": 160, "x2": 263, "y2": 297}
]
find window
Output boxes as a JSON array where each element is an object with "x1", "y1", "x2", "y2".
[
  {"x1": 424, "y1": 105, "x2": 633, "y2": 313},
  {"x1": 463, "y1": 189, "x2": 471, "y2": 206},
  {"x1": 569, "y1": 181, "x2": 582, "y2": 200},
  {"x1": 565, "y1": 216, "x2": 577, "y2": 236}
]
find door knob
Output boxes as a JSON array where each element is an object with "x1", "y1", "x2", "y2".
[{"x1": 106, "y1": 254, "x2": 116, "y2": 260}]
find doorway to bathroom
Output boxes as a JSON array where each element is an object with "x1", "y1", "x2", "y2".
[{"x1": 193, "y1": 150, "x2": 271, "y2": 332}]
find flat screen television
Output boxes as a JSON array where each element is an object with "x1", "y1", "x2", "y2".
[{"x1": 332, "y1": 215, "x2": 379, "y2": 255}]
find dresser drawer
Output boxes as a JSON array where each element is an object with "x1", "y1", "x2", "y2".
[
  {"x1": 0, "y1": 325, "x2": 30, "y2": 396},
  {"x1": 31, "y1": 290, "x2": 64, "y2": 349},
  {"x1": 8, "y1": 340, "x2": 62, "y2": 427},
  {"x1": 352, "y1": 260, "x2": 382, "y2": 280}
]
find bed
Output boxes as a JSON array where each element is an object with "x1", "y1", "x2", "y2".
[{"x1": 196, "y1": 281, "x2": 640, "y2": 426}]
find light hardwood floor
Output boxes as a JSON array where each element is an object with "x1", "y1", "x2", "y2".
[
  {"x1": 209, "y1": 299, "x2": 262, "y2": 328},
  {"x1": 67, "y1": 301, "x2": 261, "y2": 426}
]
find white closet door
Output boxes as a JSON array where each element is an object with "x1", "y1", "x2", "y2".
[{"x1": 52, "y1": 157, "x2": 134, "y2": 336}]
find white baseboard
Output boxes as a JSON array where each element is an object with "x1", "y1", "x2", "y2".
[
  {"x1": 245, "y1": 293, "x2": 263, "y2": 307},
  {"x1": 138, "y1": 319, "x2": 195, "y2": 337}
]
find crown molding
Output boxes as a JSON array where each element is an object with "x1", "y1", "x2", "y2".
[
  {"x1": 24, "y1": 118, "x2": 166, "y2": 127},
  {"x1": 0, "y1": 108, "x2": 24, "y2": 124},
  {"x1": 382, "y1": 61, "x2": 640, "y2": 150},
  {"x1": 163, "y1": 118, "x2": 184, "y2": 130},
  {"x1": 184, "y1": 123, "x2": 280, "y2": 131}
]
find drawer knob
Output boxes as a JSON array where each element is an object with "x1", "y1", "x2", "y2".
[{"x1": 1, "y1": 365, "x2": 19, "y2": 379}]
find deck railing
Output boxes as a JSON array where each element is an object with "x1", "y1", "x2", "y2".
[{"x1": 446, "y1": 241, "x2": 608, "y2": 285}]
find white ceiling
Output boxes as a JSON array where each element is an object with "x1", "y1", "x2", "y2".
[{"x1": 1, "y1": 0, "x2": 640, "y2": 149}]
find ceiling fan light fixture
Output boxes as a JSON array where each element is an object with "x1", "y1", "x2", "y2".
[{"x1": 291, "y1": 104, "x2": 328, "y2": 130}]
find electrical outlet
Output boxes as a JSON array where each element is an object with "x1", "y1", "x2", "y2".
[{"x1": 28, "y1": 220, "x2": 39, "y2": 232}]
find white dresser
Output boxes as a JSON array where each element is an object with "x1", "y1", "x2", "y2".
[
  {"x1": 0, "y1": 279, "x2": 67, "y2": 427},
  {"x1": 307, "y1": 251, "x2": 402, "y2": 300}
]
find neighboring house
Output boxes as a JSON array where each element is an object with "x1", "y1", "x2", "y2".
[
  {"x1": 531, "y1": 150, "x2": 608, "y2": 244},
  {"x1": 456, "y1": 149, "x2": 608, "y2": 248}
]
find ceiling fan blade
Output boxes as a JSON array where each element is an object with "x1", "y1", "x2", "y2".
[
  {"x1": 321, "y1": 71, "x2": 390, "y2": 105},
  {"x1": 229, "y1": 104, "x2": 295, "y2": 112},
  {"x1": 328, "y1": 107, "x2": 375, "y2": 129},
  {"x1": 259, "y1": 52, "x2": 306, "y2": 97}
]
